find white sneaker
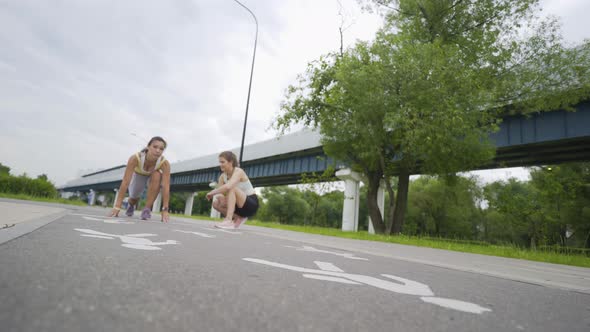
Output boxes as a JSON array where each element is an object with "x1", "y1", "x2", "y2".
[
  {"x1": 216, "y1": 224, "x2": 237, "y2": 230},
  {"x1": 214, "y1": 220, "x2": 234, "y2": 229},
  {"x1": 234, "y1": 216, "x2": 248, "y2": 229}
]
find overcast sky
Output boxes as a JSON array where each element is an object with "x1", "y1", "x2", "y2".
[{"x1": 0, "y1": 0, "x2": 588, "y2": 186}]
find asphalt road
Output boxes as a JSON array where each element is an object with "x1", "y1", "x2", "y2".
[{"x1": 1, "y1": 200, "x2": 589, "y2": 332}]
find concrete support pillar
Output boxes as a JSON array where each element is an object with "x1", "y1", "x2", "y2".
[
  {"x1": 336, "y1": 168, "x2": 362, "y2": 232},
  {"x1": 368, "y1": 180, "x2": 385, "y2": 235},
  {"x1": 184, "y1": 192, "x2": 196, "y2": 216},
  {"x1": 152, "y1": 193, "x2": 162, "y2": 213}
]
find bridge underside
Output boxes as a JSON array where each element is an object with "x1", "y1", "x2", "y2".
[
  {"x1": 61, "y1": 102, "x2": 590, "y2": 193},
  {"x1": 491, "y1": 136, "x2": 590, "y2": 169},
  {"x1": 63, "y1": 137, "x2": 590, "y2": 194}
]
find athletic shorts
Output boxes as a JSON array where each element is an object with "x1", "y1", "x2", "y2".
[
  {"x1": 130, "y1": 172, "x2": 162, "y2": 199},
  {"x1": 235, "y1": 194, "x2": 259, "y2": 217}
]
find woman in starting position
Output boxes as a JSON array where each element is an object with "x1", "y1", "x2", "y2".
[{"x1": 109, "y1": 136, "x2": 171, "y2": 222}]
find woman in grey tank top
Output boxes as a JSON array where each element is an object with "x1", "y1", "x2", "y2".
[{"x1": 206, "y1": 151, "x2": 259, "y2": 229}]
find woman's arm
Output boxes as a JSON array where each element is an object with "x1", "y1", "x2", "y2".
[
  {"x1": 206, "y1": 170, "x2": 241, "y2": 199},
  {"x1": 109, "y1": 155, "x2": 138, "y2": 216},
  {"x1": 160, "y1": 161, "x2": 171, "y2": 222}
]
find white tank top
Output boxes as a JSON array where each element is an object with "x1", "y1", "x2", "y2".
[
  {"x1": 222, "y1": 172, "x2": 255, "y2": 196},
  {"x1": 134, "y1": 151, "x2": 166, "y2": 176}
]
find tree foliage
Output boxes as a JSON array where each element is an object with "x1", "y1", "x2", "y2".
[{"x1": 276, "y1": 0, "x2": 590, "y2": 234}]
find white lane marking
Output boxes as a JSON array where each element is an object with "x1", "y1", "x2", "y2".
[
  {"x1": 174, "y1": 229, "x2": 216, "y2": 238},
  {"x1": 243, "y1": 258, "x2": 492, "y2": 314},
  {"x1": 82, "y1": 216, "x2": 134, "y2": 224},
  {"x1": 82, "y1": 216, "x2": 103, "y2": 221},
  {"x1": 103, "y1": 219, "x2": 134, "y2": 224},
  {"x1": 203, "y1": 227, "x2": 242, "y2": 235},
  {"x1": 285, "y1": 245, "x2": 368, "y2": 261},
  {"x1": 122, "y1": 244, "x2": 162, "y2": 250},
  {"x1": 315, "y1": 261, "x2": 344, "y2": 272},
  {"x1": 420, "y1": 297, "x2": 492, "y2": 314},
  {"x1": 74, "y1": 213, "x2": 121, "y2": 219},
  {"x1": 74, "y1": 228, "x2": 179, "y2": 251},
  {"x1": 302, "y1": 274, "x2": 361, "y2": 284}
]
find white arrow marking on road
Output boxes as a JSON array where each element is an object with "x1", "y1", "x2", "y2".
[
  {"x1": 243, "y1": 258, "x2": 492, "y2": 314},
  {"x1": 74, "y1": 228, "x2": 179, "y2": 250},
  {"x1": 302, "y1": 274, "x2": 361, "y2": 284},
  {"x1": 174, "y1": 229, "x2": 216, "y2": 238},
  {"x1": 420, "y1": 297, "x2": 492, "y2": 314},
  {"x1": 314, "y1": 261, "x2": 344, "y2": 272},
  {"x1": 244, "y1": 258, "x2": 433, "y2": 296},
  {"x1": 81, "y1": 235, "x2": 114, "y2": 239},
  {"x1": 284, "y1": 245, "x2": 368, "y2": 261}
]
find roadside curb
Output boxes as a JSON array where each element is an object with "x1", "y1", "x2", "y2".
[{"x1": 0, "y1": 209, "x2": 69, "y2": 245}]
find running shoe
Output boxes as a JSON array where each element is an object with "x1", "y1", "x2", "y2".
[
  {"x1": 214, "y1": 220, "x2": 233, "y2": 228},
  {"x1": 234, "y1": 216, "x2": 248, "y2": 229},
  {"x1": 140, "y1": 207, "x2": 152, "y2": 220},
  {"x1": 126, "y1": 204, "x2": 135, "y2": 217},
  {"x1": 216, "y1": 223, "x2": 237, "y2": 230}
]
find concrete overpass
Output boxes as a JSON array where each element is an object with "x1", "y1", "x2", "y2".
[{"x1": 60, "y1": 101, "x2": 590, "y2": 231}]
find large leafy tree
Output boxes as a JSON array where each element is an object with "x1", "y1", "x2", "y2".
[{"x1": 277, "y1": 0, "x2": 590, "y2": 234}]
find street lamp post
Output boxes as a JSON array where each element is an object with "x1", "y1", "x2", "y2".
[
  {"x1": 232, "y1": 0, "x2": 258, "y2": 166},
  {"x1": 130, "y1": 132, "x2": 147, "y2": 145}
]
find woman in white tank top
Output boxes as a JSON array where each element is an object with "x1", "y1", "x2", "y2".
[
  {"x1": 206, "y1": 151, "x2": 259, "y2": 229},
  {"x1": 108, "y1": 136, "x2": 171, "y2": 222}
]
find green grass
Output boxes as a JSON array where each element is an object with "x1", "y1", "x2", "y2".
[
  {"x1": 244, "y1": 220, "x2": 590, "y2": 268},
  {"x1": 0, "y1": 193, "x2": 87, "y2": 206}
]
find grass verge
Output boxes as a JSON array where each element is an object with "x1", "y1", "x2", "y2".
[
  {"x1": 245, "y1": 220, "x2": 590, "y2": 268},
  {"x1": 0, "y1": 193, "x2": 87, "y2": 206}
]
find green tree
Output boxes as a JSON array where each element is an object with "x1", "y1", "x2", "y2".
[
  {"x1": 259, "y1": 186, "x2": 311, "y2": 224},
  {"x1": 192, "y1": 192, "x2": 212, "y2": 216},
  {"x1": 36, "y1": 174, "x2": 49, "y2": 181},
  {"x1": 278, "y1": 0, "x2": 590, "y2": 234},
  {"x1": 484, "y1": 179, "x2": 543, "y2": 248},
  {"x1": 0, "y1": 163, "x2": 10, "y2": 176},
  {"x1": 530, "y1": 164, "x2": 590, "y2": 247},
  {"x1": 406, "y1": 175, "x2": 482, "y2": 238}
]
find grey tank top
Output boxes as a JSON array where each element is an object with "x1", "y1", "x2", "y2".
[{"x1": 222, "y1": 173, "x2": 256, "y2": 196}]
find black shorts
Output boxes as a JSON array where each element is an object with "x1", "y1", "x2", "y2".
[{"x1": 235, "y1": 194, "x2": 259, "y2": 217}]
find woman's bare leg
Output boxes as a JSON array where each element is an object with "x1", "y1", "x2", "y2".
[
  {"x1": 213, "y1": 195, "x2": 228, "y2": 216},
  {"x1": 128, "y1": 197, "x2": 138, "y2": 208},
  {"x1": 225, "y1": 187, "x2": 247, "y2": 222}
]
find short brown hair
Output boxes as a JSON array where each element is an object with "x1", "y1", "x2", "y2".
[{"x1": 219, "y1": 151, "x2": 238, "y2": 167}]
